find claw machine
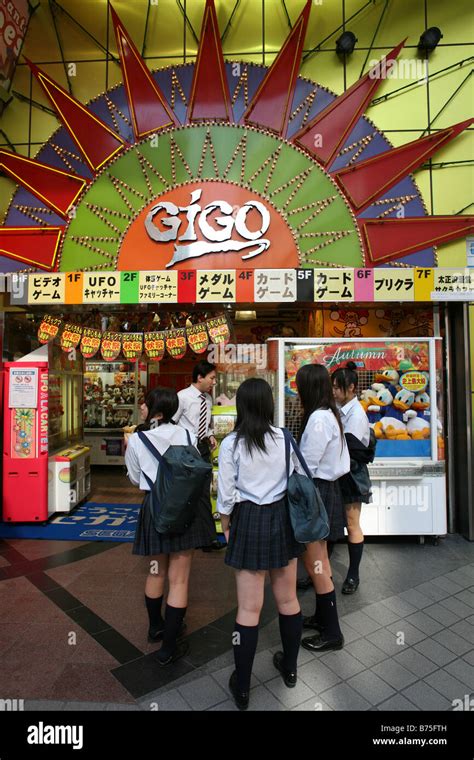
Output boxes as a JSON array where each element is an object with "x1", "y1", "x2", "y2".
[
  {"x1": 83, "y1": 360, "x2": 148, "y2": 464},
  {"x1": 2, "y1": 342, "x2": 90, "y2": 521},
  {"x1": 268, "y1": 337, "x2": 447, "y2": 539}
]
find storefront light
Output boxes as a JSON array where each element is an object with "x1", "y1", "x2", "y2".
[{"x1": 235, "y1": 310, "x2": 257, "y2": 321}]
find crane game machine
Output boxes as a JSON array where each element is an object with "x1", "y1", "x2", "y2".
[{"x1": 2, "y1": 341, "x2": 90, "y2": 522}]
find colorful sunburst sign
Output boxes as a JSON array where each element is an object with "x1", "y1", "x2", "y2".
[{"x1": 0, "y1": 0, "x2": 472, "y2": 273}]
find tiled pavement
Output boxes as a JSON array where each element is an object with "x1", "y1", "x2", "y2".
[{"x1": 5, "y1": 534, "x2": 472, "y2": 712}]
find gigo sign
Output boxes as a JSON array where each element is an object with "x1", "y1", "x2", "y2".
[{"x1": 118, "y1": 182, "x2": 298, "y2": 272}]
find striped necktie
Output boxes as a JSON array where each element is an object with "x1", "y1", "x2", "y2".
[{"x1": 198, "y1": 393, "x2": 208, "y2": 440}]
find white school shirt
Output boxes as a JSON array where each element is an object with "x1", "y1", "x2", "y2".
[
  {"x1": 298, "y1": 409, "x2": 350, "y2": 481},
  {"x1": 173, "y1": 384, "x2": 213, "y2": 439},
  {"x1": 125, "y1": 423, "x2": 196, "y2": 491},
  {"x1": 216, "y1": 426, "x2": 297, "y2": 516},
  {"x1": 339, "y1": 396, "x2": 371, "y2": 447}
]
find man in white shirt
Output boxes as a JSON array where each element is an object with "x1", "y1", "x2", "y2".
[{"x1": 174, "y1": 360, "x2": 222, "y2": 550}]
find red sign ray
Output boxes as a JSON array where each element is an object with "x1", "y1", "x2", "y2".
[
  {"x1": 25, "y1": 58, "x2": 127, "y2": 173},
  {"x1": 359, "y1": 216, "x2": 474, "y2": 265},
  {"x1": 0, "y1": 227, "x2": 63, "y2": 270},
  {"x1": 335, "y1": 119, "x2": 474, "y2": 213},
  {"x1": 242, "y1": 0, "x2": 312, "y2": 136},
  {"x1": 293, "y1": 40, "x2": 406, "y2": 166},
  {"x1": 109, "y1": 3, "x2": 179, "y2": 139},
  {"x1": 187, "y1": 0, "x2": 234, "y2": 123}
]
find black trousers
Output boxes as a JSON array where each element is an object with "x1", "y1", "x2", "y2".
[{"x1": 197, "y1": 439, "x2": 218, "y2": 540}]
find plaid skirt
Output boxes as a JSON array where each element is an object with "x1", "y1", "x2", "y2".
[
  {"x1": 224, "y1": 496, "x2": 304, "y2": 571},
  {"x1": 132, "y1": 480, "x2": 216, "y2": 556},
  {"x1": 315, "y1": 477, "x2": 347, "y2": 542}
]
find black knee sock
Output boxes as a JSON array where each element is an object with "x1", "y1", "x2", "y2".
[
  {"x1": 145, "y1": 594, "x2": 164, "y2": 631},
  {"x1": 317, "y1": 590, "x2": 342, "y2": 640},
  {"x1": 347, "y1": 541, "x2": 364, "y2": 581},
  {"x1": 233, "y1": 622, "x2": 259, "y2": 693},
  {"x1": 159, "y1": 604, "x2": 187, "y2": 659},
  {"x1": 279, "y1": 612, "x2": 302, "y2": 672}
]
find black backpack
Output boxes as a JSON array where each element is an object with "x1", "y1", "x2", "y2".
[{"x1": 138, "y1": 430, "x2": 212, "y2": 535}]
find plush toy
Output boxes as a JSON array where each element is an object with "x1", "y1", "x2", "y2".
[
  {"x1": 379, "y1": 388, "x2": 415, "y2": 439},
  {"x1": 406, "y1": 391, "x2": 431, "y2": 439},
  {"x1": 374, "y1": 368, "x2": 400, "y2": 387},
  {"x1": 365, "y1": 383, "x2": 396, "y2": 438}
]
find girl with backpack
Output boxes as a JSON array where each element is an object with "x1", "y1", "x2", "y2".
[
  {"x1": 125, "y1": 387, "x2": 215, "y2": 665},
  {"x1": 217, "y1": 378, "x2": 304, "y2": 711},
  {"x1": 332, "y1": 361, "x2": 376, "y2": 595},
  {"x1": 296, "y1": 364, "x2": 350, "y2": 653}
]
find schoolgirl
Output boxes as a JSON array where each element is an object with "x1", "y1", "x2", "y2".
[
  {"x1": 217, "y1": 378, "x2": 303, "y2": 710},
  {"x1": 332, "y1": 361, "x2": 376, "y2": 594},
  {"x1": 296, "y1": 364, "x2": 350, "y2": 652},
  {"x1": 125, "y1": 387, "x2": 215, "y2": 665}
]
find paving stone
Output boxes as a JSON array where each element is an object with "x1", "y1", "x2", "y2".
[
  {"x1": 345, "y1": 638, "x2": 387, "y2": 668},
  {"x1": 320, "y1": 682, "x2": 371, "y2": 711},
  {"x1": 376, "y1": 694, "x2": 420, "y2": 711},
  {"x1": 458, "y1": 565, "x2": 474, "y2": 581},
  {"x1": 291, "y1": 696, "x2": 333, "y2": 711},
  {"x1": 463, "y1": 651, "x2": 474, "y2": 666},
  {"x1": 440, "y1": 596, "x2": 474, "y2": 618},
  {"x1": 425, "y1": 669, "x2": 473, "y2": 703},
  {"x1": 444, "y1": 659, "x2": 474, "y2": 690},
  {"x1": 251, "y1": 650, "x2": 281, "y2": 683},
  {"x1": 297, "y1": 646, "x2": 316, "y2": 666},
  {"x1": 381, "y1": 596, "x2": 418, "y2": 618},
  {"x1": 363, "y1": 602, "x2": 400, "y2": 626},
  {"x1": 63, "y1": 702, "x2": 109, "y2": 710},
  {"x1": 386, "y1": 620, "x2": 427, "y2": 646},
  {"x1": 371, "y1": 660, "x2": 418, "y2": 691},
  {"x1": 401, "y1": 681, "x2": 452, "y2": 711},
  {"x1": 298, "y1": 658, "x2": 341, "y2": 693},
  {"x1": 208, "y1": 700, "x2": 238, "y2": 711},
  {"x1": 413, "y1": 638, "x2": 458, "y2": 667},
  {"x1": 265, "y1": 675, "x2": 315, "y2": 708},
  {"x1": 432, "y1": 575, "x2": 464, "y2": 595},
  {"x1": 139, "y1": 689, "x2": 191, "y2": 711},
  {"x1": 414, "y1": 581, "x2": 450, "y2": 603},
  {"x1": 393, "y1": 649, "x2": 439, "y2": 678},
  {"x1": 367, "y1": 628, "x2": 405, "y2": 656},
  {"x1": 404, "y1": 611, "x2": 444, "y2": 636},
  {"x1": 347, "y1": 670, "x2": 396, "y2": 706},
  {"x1": 454, "y1": 589, "x2": 474, "y2": 609},
  {"x1": 340, "y1": 610, "x2": 382, "y2": 635},
  {"x1": 450, "y1": 620, "x2": 474, "y2": 645},
  {"x1": 247, "y1": 684, "x2": 287, "y2": 711},
  {"x1": 432, "y1": 630, "x2": 473, "y2": 657},
  {"x1": 178, "y1": 675, "x2": 227, "y2": 711},
  {"x1": 443, "y1": 570, "x2": 473, "y2": 589},
  {"x1": 424, "y1": 603, "x2": 461, "y2": 627},
  {"x1": 339, "y1": 622, "x2": 363, "y2": 644},
  {"x1": 320, "y1": 649, "x2": 366, "y2": 680},
  {"x1": 24, "y1": 700, "x2": 65, "y2": 711},
  {"x1": 398, "y1": 588, "x2": 433, "y2": 609},
  {"x1": 106, "y1": 704, "x2": 141, "y2": 711}
]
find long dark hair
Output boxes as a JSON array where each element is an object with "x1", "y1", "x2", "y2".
[
  {"x1": 332, "y1": 361, "x2": 358, "y2": 394},
  {"x1": 296, "y1": 364, "x2": 344, "y2": 444},
  {"x1": 234, "y1": 377, "x2": 275, "y2": 454},
  {"x1": 137, "y1": 387, "x2": 178, "y2": 431}
]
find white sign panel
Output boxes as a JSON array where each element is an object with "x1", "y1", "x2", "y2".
[{"x1": 9, "y1": 368, "x2": 38, "y2": 408}]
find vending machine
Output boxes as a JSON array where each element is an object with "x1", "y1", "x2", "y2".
[{"x1": 2, "y1": 344, "x2": 90, "y2": 522}]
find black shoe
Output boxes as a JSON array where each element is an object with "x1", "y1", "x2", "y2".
[
  {"x1": 156, "y1": 639, "x2": 190, "y2": 666},
  {"x1": 148, "y1": 621, "x2": 187, "y2": 644},
  {"x1": 202, "y1": 539, "x2": 226, "y2": 552},
  {"x1": 302, "y1": 615, "x2": 324, "y2": 632},
  {"x1": 273, "y1": 651, "x2": 297, "y2": 688},
  {"x1": 228, "y1": 671, "x2": 249, "y2": 711},
  {"x1": 297, "y1": 576, "x2": 313, "y2": 590},
  {"x1": 301, "y1": 632, "x2": 344, "y2": 652},
  {"x1": 341, "y1": 577, "x2": 359, "y2": 595}
]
